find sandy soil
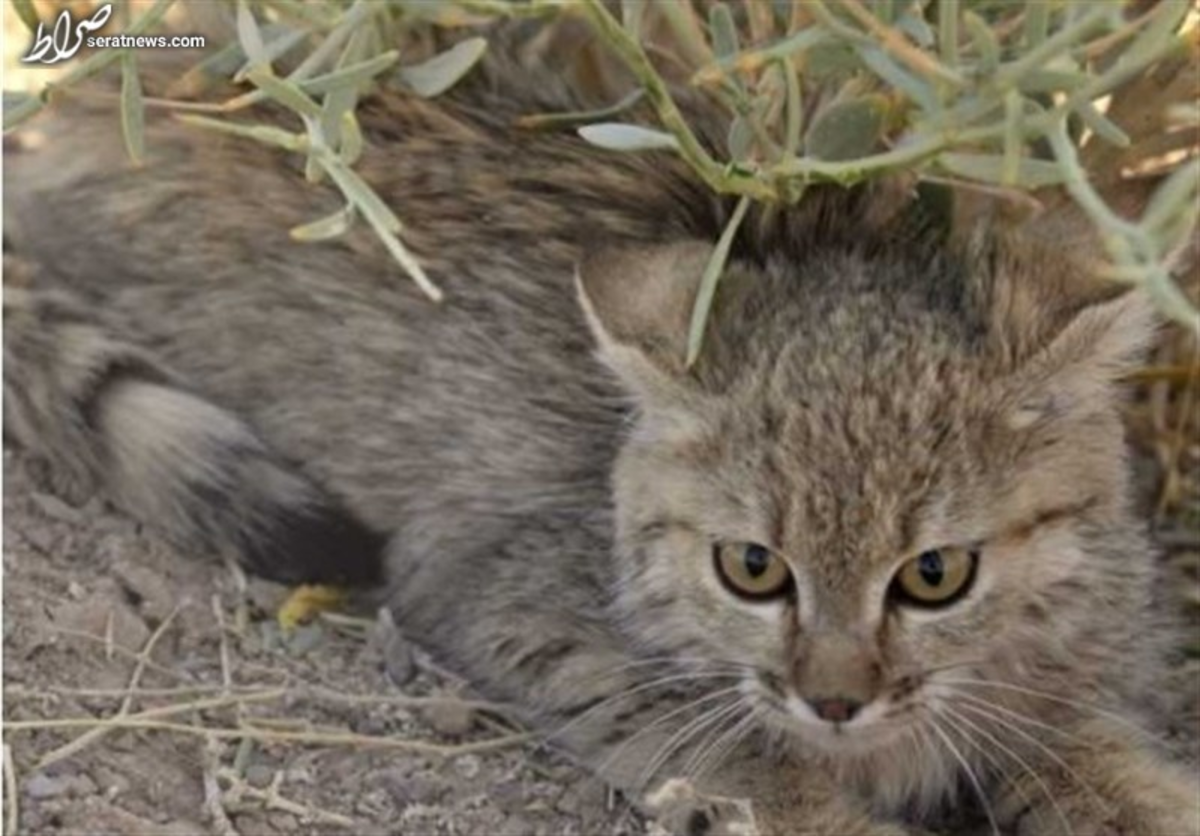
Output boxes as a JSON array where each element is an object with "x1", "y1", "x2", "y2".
[
  {"x1": 2, "y1": 449, "x2": 647, "y2": 836},
  {"x1": 3, "y1": 439, "x2": 1197, "y2": 836}
]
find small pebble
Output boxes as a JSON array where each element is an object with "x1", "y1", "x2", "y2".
[
  {"x1": 283, "y1": 767, "x2": 313, "y2": 785},
  {"x1": 25, "y1": 772, "x2": 68, "y2": 799},
  {"x1": 268, "y1": 813, "x2": 299, "y2": 832},
  {"x1": 31, "y1": 492, "x2": 83, "y2": 524},
  {"x1": 423, "y1": 700, "x2": 475, "y2": 736},
  {"x1": 285, "y1": 622, "x2": 326, "y2": 656},
  {"x1": 244, "y1": 765, "x2": 275, "y2": 789},
  {"x1": 454, "y1": 755, "x2": 482, "y2": 780},
  {"x1": 67, "y1": 772, "x2": 98, "y2": 797}
]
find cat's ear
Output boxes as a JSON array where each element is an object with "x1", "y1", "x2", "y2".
[
  {"x1": 969, "y1": 217, "x2": 1161, "y2": 426},
  {"x1": 575, "y1": 241, "x2": 713, "y2": 399},
  {"x1": 1002, "y1": 287, "x2": 1158, "y2": 429}
]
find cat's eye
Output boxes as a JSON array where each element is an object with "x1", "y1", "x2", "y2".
[
  {"x1": 713, "y1": 542, "x2": 794, "y2": 601},
  {"x1": 891, "y1": 548, "x2": 978, "y2": 608}
]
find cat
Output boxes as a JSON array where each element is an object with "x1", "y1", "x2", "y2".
[{"x1": 4, "y1": 48, "x2": 1198, "y2": 836}]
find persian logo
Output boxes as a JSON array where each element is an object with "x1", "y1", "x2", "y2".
[{"x1": 21, "y1": 3, "x2": 114, "y2": 65}]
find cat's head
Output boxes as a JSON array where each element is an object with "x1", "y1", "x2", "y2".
[{"x1": 577, "y1": 195, "x2": 1159, "y2": 800}]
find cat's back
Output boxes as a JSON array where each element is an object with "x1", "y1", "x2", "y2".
[{"x1": 3, "y1": 79, "x2": 713, "y2": 532}]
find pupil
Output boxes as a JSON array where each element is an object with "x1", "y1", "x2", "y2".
[
  {"x1": 744, "y1": 545, "x2": 770, "y2": 577},
  {"x1": 918, "y1": 551, "x2": 944, "y2": 586}
]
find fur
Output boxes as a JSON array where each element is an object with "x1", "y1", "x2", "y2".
[{"x1": 4, "y1": 52, "x2": 1197, "y2": 835}]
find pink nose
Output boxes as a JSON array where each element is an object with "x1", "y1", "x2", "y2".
[{"x1": 808, "y1": 697, "x2": 862, "y2": 723}]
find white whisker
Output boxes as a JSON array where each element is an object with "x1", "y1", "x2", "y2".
[
  {"x1": 952, "y1": 696, "x2": 1109, "y2": 817},
  {"x1": 939, "y1": 702, "x2": 1071, "y2": 836},
  {"x1": 636, "y1": 697, "x2": 744, "y2": 791},
  {"x1": 942, "y1": 689, "x2": 1080, "y2": 743},
  {"x1": 548, "y1": 671, "x2": 742, "y2": 744},
  {"x1": 695, "y1": 708, "x2": 761, "y2": 783},
  {"x1": 684, "y1": 701, "x2": 756, "y2": 782},
  {"x1": 598, "y1": 684, "x2": 744, "y2": 776},
  {"x1": 938, "y1": 678, "x2": 1157, "y2": 743},
  {"x1": 925, "y1": 710, "x2": 1001, "y2": 836}
]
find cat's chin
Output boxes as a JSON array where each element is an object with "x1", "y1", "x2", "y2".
[{"x1": 759, "y1": 703, "x2": 957, "y2": 815}]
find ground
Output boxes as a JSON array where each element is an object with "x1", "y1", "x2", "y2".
[{"x1": 2, "y1": 450, "x2": 648, "y2": 836}]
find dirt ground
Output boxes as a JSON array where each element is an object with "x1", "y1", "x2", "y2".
[
  {"x1": 2, "y1": 449, "x2": 649, "y2": 836},
  {"x1": 3, "y1": 433, "x2": 1199, "y2": 836}
]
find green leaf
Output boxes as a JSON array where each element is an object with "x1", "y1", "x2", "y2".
[
  {"x1": 963, "y1": 11, "x2": 999, "y2": 74},
  {"x1": 895, "y1": 9, "x2": 935, "y2": 48},
  {"x1": 236, "y1": 0, "x2": 268, "y2": 67},
  {"x1": 577, "y1": 123, "x2": 681, "y2": 152},
  {"x1": 1019, "y1": 69, "x2": 1092, "y2": 94},
  {"x1": 234, "y1": 27, "x2": 309, "y2": 82},
  {"x1": 709, "y1": 3, "x2": 740, "y2": 59},
  {"x1": 315, "y1": 152, "x2": 402, "y2": 235},
  {"x1": 119, "y1": 52, "x2": 146, "y2": 165},
  {"x1": 686, "y1": 196, "x2": 751, "y2": 368},
  {"x1": 804, "y1": 95, "x2": 889, "y2": 162},
  {"x1": 11, "y1": 0, "x2": 40, "y2": 34},
  {"x1": 938, "y1": 153, "x2": 1068, "y2": 188},
  {"x1": 1141, "y1": 159, "x2": 1199, "y2": 236},
  {"x1": 857, "y1": 46, "x2": 938, "y2": 113},
  {"x1": 398, "y1": 37, "x2": 488, "y2": 98},
  {"x1": 311, "y1": 150, "x2": 440, "y2": 300},
  {"x1": 708, "y1": 3, "x2": 745, "y2": 98},
  {"x1": 937, "y1": 0, "x2": 959, "y2": 64},
  {"x1": 781, "y1": 58, "x2": 802, "y2": 157},
  {"x1": 315, "y1": 25, "x2": 373, "y2": 163},
  {"x1": 176, "y1": 115, "x2": 306, "y2": 152},
  {"x1": 301, "y1": 51, "x2": 399, "y2": 97},
  {"x1": 727, "y1": 114, "x2": 754, "y2": 160},
  {"x1": 246, "y1": 67, "x2": 322, "y2": 118},
  {"x1": 802, "y1": 42, "x2": 861, "y2": 82},
  {"x1": 291, "y1": 205, "x2": 356, "y2": 241},
  {"x1": 290, "y1": 0, "x2": 373, "y2": 82},
  {"x1": 621, "y1": 0, "x2": 646, "y2": 39},
  {"x1": 1024, "y1": 0, "x2": 1050, "y2": 48},
  {"x1": 1074, "y1": 101, "x2": 1129, "y2": 147},
  {"x1": 339, "y1": 111, "x2": 364, "y2": 165},
  {"x1": 1119, "y1": 0, "x2": 1189, "y2": 73},
  {"x1": 515, "y1": 89, "x2": 645, "y2": 130}
]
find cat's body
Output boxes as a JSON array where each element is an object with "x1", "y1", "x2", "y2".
[{"x1": 4, "y1": 56, "x2": 1198, "y2": 836}]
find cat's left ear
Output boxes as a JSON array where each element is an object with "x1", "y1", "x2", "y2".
[
  {"x1": 1003, "y1": 288, "x2": 1159, "y2": 428},
  {"x1": 575, "y1": 240, "x2": 712, "y2": 401}
]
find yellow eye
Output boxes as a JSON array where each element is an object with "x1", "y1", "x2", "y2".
[
  {"x1": 713, "y1": 542, "x2": 793, "y2": 600},
  {"x1": 892, "y1": 548, "x2": 978, "y2": 607}
]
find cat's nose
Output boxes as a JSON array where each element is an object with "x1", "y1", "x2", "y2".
[{"x1": 808, "y1": 696, "x2": 862, "y2": 724}]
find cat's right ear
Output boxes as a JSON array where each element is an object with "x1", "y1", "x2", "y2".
[{"x1": 575, "y1": 241, "x2": 713, "y2": 401}]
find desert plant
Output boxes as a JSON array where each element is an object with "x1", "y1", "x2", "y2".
[{"x1": 4, "y1": 0, "x2": 1198, "y2": 362}]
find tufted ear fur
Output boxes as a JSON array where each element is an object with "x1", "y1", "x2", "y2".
[
  {"x1": 999, "y1": 281, "x2": 1159, "y2": 429},
  {"x1": 575, "y1": 240, "x2": 713, "y2": 403}
]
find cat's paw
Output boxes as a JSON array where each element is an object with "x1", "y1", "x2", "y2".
[
  {"x1": 643, "y1": 778, "x2": 924, "y2": 836},
  {"x1": 645, "y1": 778, "x2": 759, "y2": 836}
]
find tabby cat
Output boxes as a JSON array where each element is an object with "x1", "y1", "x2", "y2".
[{"x1": 4, "y1": 44, "x2": 1197, "y2": 836}]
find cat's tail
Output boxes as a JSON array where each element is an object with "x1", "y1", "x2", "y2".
[{"x1": 2, "y1": 261, "x2": 385, "y2": 587}]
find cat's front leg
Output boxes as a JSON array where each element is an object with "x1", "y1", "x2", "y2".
[
  {"x1": 1000, "y1": 719, "x2": 1199, "y2": 836},
  {"x1": 640, "y1": 757, "x2": 929, "y2": 836}
]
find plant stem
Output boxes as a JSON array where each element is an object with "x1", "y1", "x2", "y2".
[{"x1": 576, "y1": 0, "x2": 775, "y2": 201}]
